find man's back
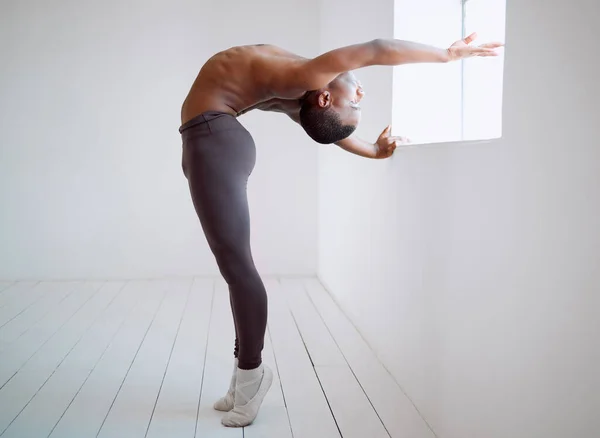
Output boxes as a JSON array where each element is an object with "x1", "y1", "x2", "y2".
[
  {"x1": 181, "y1": 44, "x2": 307, "y2": 124},
  {"x1": 180, "y1": 35, "x2": 502, "y2": 146}
]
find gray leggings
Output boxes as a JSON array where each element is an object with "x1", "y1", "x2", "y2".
[{"x1": 180, "y1": 111, "x2": 267, "y2": 370}]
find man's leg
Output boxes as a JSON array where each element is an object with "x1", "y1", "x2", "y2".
[
  {"x1": 182, "y1": 119, "x2": 272, "y2": 426},
  {"x1": 186, "y1": 146, "x2": 267, "y2": 371}
]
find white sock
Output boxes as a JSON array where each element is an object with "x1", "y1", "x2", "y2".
[
  {"x1": 221, "y1": 363, "x2": 273, "y2": 427},
  {"x1": 213, "y1": 358, "x2": 238, "y2": 411}
]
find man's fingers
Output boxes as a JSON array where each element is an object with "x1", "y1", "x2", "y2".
[
  {"x1": 469, "y1": 48, "x2": 499, "y2": 57},
  {"x1": 473, "y1": 47, "x2": 497, "y2": 53},
  {"x1": 379, "y1": 125, "x2": 392, "y2": 139},
  {"x1": 480, "y1": 42, "x2": 504, "y2": 49},
  {"x1": 464, "y1": 32, "x2": 478, "y2": 44}
]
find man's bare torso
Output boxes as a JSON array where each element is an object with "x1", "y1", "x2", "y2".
[{"x1": 181, "y1": 44, "x2": 308, "y2": 124}]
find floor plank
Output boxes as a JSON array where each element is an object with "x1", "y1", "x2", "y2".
[
  {"x1": 265, "y1": 278, "x2": 341, "y2": 438},
  {"x1": 0, "y1": 276, "x2": 426, "y2": 438},
  {"x1": 316, "y1": 365, "x2": 391, "y2": 438},
  {"x1": 195, "y1": 279, "x2": 243, "y2": 438},
  {"x1": 279, "y1": 278, "x2": 346, "y2": 367},
  {"x1": 0, "y1": 282, "x2": 98, "y2": 389},
  {"x1": 47, "y1": 281, "x2": 164, "y2": 438},
  {"x1": 0, "y1": 281, "x2": 39, "y2": 308},
  {"x1": 96, "y1": 279, "x2": 192, "y2": 438},
  {"x1": 281, "y1": 278, "x2": 389, "y2": 438},
  {"x1": 0, "y1": 282, "x2": 75, "y2": 349},
  {"x1": 0, "y1": 281, "x2": 45, "y2": 326},
  {"x1": 0, "y1": 282, "x2": 113, "y2": 435},
  {"x1": 0, "y1": 282, "x2": 132, "y2": 438},
  {"x1": 305, "y1": 278, "x2": 436, "y2": 438},
  {"x1": 145, "y1": 278, "x2": 214, "y2": 438},
  {"x1": 0, "y1": 282, "x2": 15, "y2": 295}
]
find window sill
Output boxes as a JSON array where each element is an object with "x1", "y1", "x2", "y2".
[{"x1": 396, "y1": 136, "x2": 502, "y2": 149}]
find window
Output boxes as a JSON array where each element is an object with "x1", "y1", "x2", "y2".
[{"x1": 392, "y1": 0, "x2": 506, "y2": 144}]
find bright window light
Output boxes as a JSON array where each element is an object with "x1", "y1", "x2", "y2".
[
  {"x1": 462, "y1": 0, "x2": 507, "y2": 141},
  {"x1": 392, "y1": 0, "x2": 506, "y2": 144}
]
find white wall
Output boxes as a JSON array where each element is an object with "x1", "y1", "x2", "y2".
[
  {"x1": 318, "y1": 0, "x2": 395, "y2": 310},
  {"x1": 0, "y1": 0, "x2": 319, "y2": 279},
  {"x1": 318, "y1": 0, "x2": 600, "y2": 437}
]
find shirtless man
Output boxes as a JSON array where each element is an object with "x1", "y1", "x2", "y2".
[{"x1": 179, "y1": 33, "x2": 502, "y2": 428}]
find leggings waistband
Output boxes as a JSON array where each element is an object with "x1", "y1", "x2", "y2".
[{"x1": 179, "y1": 111, "x2": 238, "y2": 134}]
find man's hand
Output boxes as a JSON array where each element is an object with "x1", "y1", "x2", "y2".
[
  {"x1": 332, "y1": 126, "x2": 409, "y2": 159},
  {"x1": 375, "y1": 125, "x2": 410, "y2": 158},
  {"x1": 447, "y1": 32, "x2": 504, "y2": 61}
]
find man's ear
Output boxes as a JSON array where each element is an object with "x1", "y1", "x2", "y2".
[{"x1": 317, "y1": 91, "x2": 332, "y2": 109}]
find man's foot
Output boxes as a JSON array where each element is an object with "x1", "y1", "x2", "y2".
[
  {"x1": 221, "y1": 363, "x2": 273, "y2": 427},
  {"x1": 213, "y1": 358, "x2": 238, "y2": 412}
]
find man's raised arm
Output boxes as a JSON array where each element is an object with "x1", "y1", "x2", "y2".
[{"x1": 290, "y1": 33, "x2": 503, "y2": 91}]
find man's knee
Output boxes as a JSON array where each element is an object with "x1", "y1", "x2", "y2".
[{"x1": 213, "y1": 243, "x2": 254, "y2": 284}]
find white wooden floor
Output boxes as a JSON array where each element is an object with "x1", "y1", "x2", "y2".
[{"x1": 0, "y1": 278, "x2": 435, "y2": 438}]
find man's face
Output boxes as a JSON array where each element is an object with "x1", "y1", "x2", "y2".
[
  {"x1": 329, "y1": 71, "x2": 364, "y2": 126},
  {"x1": 317, "y1": 72, "x2": 364, "y2": 127}
]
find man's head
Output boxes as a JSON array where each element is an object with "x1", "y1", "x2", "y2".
[{"x1": 299, "y1": 71, "x2": 364, "y2": 144}]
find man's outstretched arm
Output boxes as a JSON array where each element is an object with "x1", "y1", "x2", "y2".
[
  {"x1": 287, "y1": 33, "x2": 503, "y2": 91},
  {"x1": 334, "y1": 126, "x2": 408, "y2": 159}
]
